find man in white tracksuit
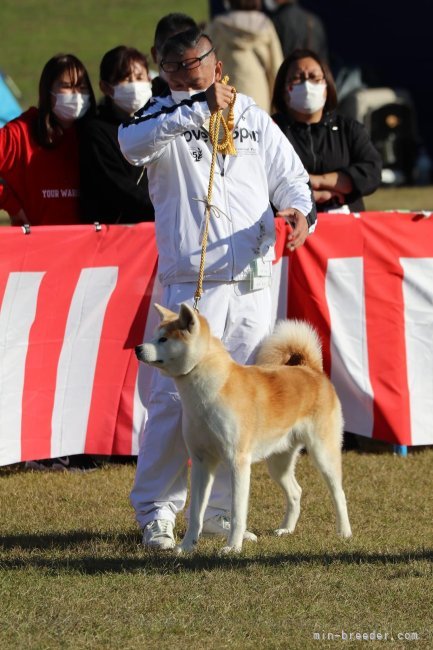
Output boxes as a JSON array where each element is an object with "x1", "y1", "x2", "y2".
[{"x1": 118, "y1": 26, "x2": 316, "y2": 549}]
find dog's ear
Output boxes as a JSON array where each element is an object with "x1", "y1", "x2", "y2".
[
  {"x1": 178, "y1": 303, "x2": 198, "y2": 333},
  {"x1": 154, "y1": 303, "x2": 177, "y2": 322}
]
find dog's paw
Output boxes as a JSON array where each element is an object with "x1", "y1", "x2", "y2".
[
  {"x1": 176, "y1": 539, "x2": 198, "y2": 554},
  {"x1": 219, "y1": 545, "x2": 242, "y2": 555},
  {"x1": 243, "y1": 530, "x2": 258, "y2": 542},
  {"x1": 338, "y1": 527, "x2": 352, "y2": 539},
  {"x1": 274, "y1": 528, "x2": 293, "y2": 537}
]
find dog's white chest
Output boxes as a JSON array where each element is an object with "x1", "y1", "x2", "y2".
[{"x1": 178, "y1": 386, "x2": 238, "y2": 455}]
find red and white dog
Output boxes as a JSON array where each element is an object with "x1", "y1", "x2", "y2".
[{"x1": 135, "y1": 303, "x2": 352, "y2": 554}]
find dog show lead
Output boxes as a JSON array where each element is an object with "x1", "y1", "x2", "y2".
[{"x1": 193, "y1": 73, "x2": 237, "y2": 311}]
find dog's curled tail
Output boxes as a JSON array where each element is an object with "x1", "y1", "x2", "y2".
[{"x1": 256, "y1": 319, "x2": 323, "y2": 373}]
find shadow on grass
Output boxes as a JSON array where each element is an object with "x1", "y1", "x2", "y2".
[
  {"x1": 0, "y1": 530, "x2": 137, "y2": 550},
  {"x1": 0, "y1": 530, "x2": 432, "y2": 574}
]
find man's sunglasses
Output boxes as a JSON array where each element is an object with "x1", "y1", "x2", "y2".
[{"x1": 161, "y1": 47, "x2": 215, "y2": 73}]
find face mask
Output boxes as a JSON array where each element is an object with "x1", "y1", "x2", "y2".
[
  {"x1": 51, "y1": 93, "x2": 90, "y2": 121},
  {"x1": 171, "y1": 88, "x2": 201, "y2": 103},
  {"x1": 112, "y1": 81, "x2": 152, "y2": 114},
  {"x1": 287, "y1": 81, "x2": 326, "y2": 114},
  {"x1": 170, "y1": 73, "x2": 216, "y2": 104}
]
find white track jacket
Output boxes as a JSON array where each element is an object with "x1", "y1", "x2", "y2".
[{"x1": 118, "y1": 91, "x2": 313, "y2": 286}]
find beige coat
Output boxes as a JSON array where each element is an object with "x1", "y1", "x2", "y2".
[{"x1": 207, "y1": 10, "x2": 283, "y2": 113}]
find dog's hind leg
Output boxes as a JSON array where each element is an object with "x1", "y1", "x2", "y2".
[
  {"x1": 177, "y1": 456, "x2": 217, "y2": 553},
  {"x1": 267, "y1": 443, "x2": 304, "y2": 536},
  {"x1": 221, "y1": 456, "x2": 252, "y2": 554},
  {"x1": 306, "y1": 431, "x2": 352, "y2": 538}
]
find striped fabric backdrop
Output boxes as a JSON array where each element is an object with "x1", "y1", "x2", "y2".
[{"x1": 0, "y1": 213, "x2": 432, "y2": 465}]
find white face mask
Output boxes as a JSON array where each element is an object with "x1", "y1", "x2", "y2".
[
  {"x1": 112, "y1": 81, "x2": 152, "y2": 114},
  {"x1": 170, "y1": 73, "x2": 216, "y2": 104},
  {"x1": 171, "y1": 88, "x2": 201, "y2": 103},
  {"x1": 51, "y1": 92, "x2": 91, "y2": 121},
  {"x1": 288, "y1": 81, "x2": 326, "y2": 115}
]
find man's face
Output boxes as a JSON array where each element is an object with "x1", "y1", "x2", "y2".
[{"x1": 162, "y1": 41, "x2": 222, "y2": 92}]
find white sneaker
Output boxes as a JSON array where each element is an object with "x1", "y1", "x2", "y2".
[
  {"x1": 202, "y1": 514, "x2": 257, "y2": 542},
  {"x1": 142, "y1": 520, "x2": 175, "y2": 550}
]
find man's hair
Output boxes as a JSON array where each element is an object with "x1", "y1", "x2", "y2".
[
  {"x1": 161, "y1": 26, "x2": 213, "y2": 62},
  {"x1": 153, "y1": 13, "x2": 197, "y2": 54}
]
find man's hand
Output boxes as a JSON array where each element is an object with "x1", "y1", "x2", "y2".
[
  {"x1": 205, "y1": 81, "x2": 234, "y2": 113},
  {"x1": 276, "y1": 208, "x2": 309, "y2": 251}
]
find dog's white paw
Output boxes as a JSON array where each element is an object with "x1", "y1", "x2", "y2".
[
  {"x1": 338, "y1": 527, "x2": 352, "y2": 539},
  {"x1": 219, "y1": 545, "x2": 242, "y2": 555},
  {"x1": 243, "y1": 530, "x2": 258, "y2": 542},
  {"x1": 274, "y1": 528, "x2": 293, "y2": 537},
  {"x1": 176, "y1": 540, "x2": 198, "y2": 554}
]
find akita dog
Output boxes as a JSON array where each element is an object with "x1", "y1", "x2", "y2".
[{"x1": 135, "y1": 303, "x2": 352, "y2": 554}]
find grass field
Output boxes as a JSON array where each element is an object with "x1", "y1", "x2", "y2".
[
  {"x1": 1, "y1": 0, "x2": 209, "y2": 108},
  {"x1": 1, "y1": 451, "x2": 433, "y2": 649}
]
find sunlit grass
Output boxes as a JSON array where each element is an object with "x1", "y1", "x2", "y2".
[{"x1": 1, "y1": 451, "x2": 432, "y2": 649}]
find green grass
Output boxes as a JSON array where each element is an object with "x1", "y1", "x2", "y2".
[
  {"x1": 1, "y1": 0, "x2": 209, "y2": 108},
  {"x1": 364, "y1": 185, "x2": 433, "y2": 212},
  {"x1": 1, "y1": 451, "x2": 433, "y2": 649}
]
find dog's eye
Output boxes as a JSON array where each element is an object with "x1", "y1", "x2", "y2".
[{"x1": 158, "y1": 337, "x2": 167, "y2": 343}]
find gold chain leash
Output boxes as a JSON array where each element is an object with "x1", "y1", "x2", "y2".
[{"x1": 193, "y1": 76, "x2": 237, "y2": 311}]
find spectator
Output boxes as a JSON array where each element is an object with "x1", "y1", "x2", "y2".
[
  {"x1": 272, "y1": 49, "x2": 382, "y2": 212},
  {"x1": 79, "y1": 46, "x2": 155, "y2": 224},
  {"x1": 0, "y1": 53, "x2": 96, "y2": 226},
  {"x1": 207, "y1": 0, "x2": 283, "y2": 112},
  {"x1": 118, "y1": 27, "x2": 315, "y2": 550},
  {"x1": 264, "y1": 0, "x2": 328, "y2": 62}
]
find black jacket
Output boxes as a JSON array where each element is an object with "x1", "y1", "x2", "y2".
[
  {"x1": 272, "y1": 110, "x2": 383, "y2": 211},
  {"x1": 79, "y1": 100, "x2": 154, "y2": 223}
]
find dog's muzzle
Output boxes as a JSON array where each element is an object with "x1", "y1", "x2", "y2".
[{"x1": 135, "y1": 343, "x2": 161, "y2": 364}]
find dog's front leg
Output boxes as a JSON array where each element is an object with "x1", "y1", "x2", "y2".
[
  {"x1": 221, "y1": 456, "x2": 252, "y2": 554},
  {"x1": 176, "y1": 456, "x2": 216, "y2": 554}
]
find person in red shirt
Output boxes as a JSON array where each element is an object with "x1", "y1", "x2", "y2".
[{"x1": 0, "y1": 53, "x2": 96, "y2": 226}]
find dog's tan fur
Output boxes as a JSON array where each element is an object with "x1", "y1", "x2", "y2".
[{"x1": 136, "y1": 303, "x2": 352, "y2": 553}]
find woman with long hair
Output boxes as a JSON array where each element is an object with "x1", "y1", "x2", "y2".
[{"x1": 0, "y1": 53, "x2": 96, "y2": 225}]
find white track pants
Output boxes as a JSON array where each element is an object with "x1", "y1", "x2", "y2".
[{"x1": 130, "y1": 281, "x2": 272, "y2": 528}]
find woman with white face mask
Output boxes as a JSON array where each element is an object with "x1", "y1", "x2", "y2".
[
  {"x1": 79, "y1": 45, "x2": 154, "y2": 224},
  {"x1": 271, "y1": 49, "x2": 382, "y2": 212},
  {"x1": 0, "y1": 53, "x2": 96, "y2": 226},
  {"x1": 0, "y1": 53, "x2": 101, "y2": 474}
]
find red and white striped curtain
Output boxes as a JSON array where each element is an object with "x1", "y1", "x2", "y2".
[{"x1": 0, "y1": 213, "x2": 432, "y2": 465}]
